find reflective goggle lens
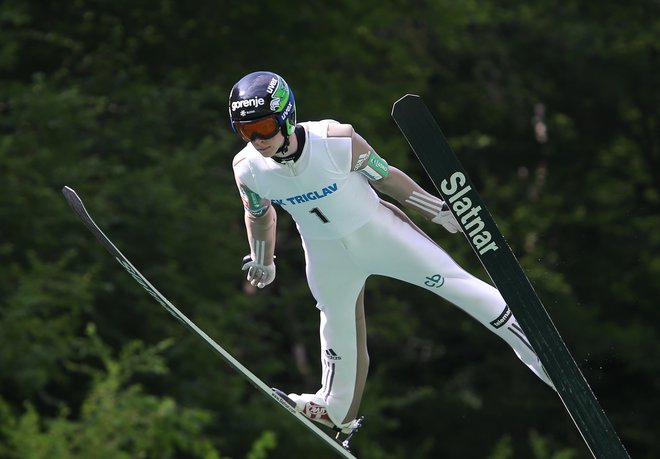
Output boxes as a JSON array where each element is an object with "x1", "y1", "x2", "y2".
[{"x1": 234, "y1": 116, "x2": 280, "y2": 141}]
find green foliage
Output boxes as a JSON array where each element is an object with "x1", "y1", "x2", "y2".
[
  {"x1": 487, "y1": 431, "x2": 576, "y2": 459},
  {"x1": 0, "y1": 251, "x2": 93, "y2": 399},
  {"x1": 246, "y1": 431, "x2": 277, "y2": 459},
  {"x1": 529, "y1": 430, "x2": 576, "y2": 459},
  {"x1": 1, "y1": 0, "x2": 658, "y2": 458},
  {"x1": 0, "y1": 324, "x2": 224, "y2": 459},
  {"x1": 488, "y1": 435, "x2": 514, "y2": 459}
]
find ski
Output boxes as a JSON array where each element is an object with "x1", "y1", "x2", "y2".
[
  {"x1": 391, "y1": 95, "x2": 629, "y2": 459},
  {"x1": 61, "y1": 186, "x2": 361, "y2": 459}
]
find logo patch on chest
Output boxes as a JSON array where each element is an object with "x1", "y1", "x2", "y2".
[{"x1": 272, "y1": 183, "x2": 338, "y2": 206}]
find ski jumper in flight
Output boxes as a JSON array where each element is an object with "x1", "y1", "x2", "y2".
[{"x1": 230, "y1": 71, "x2": 554, "y2": 433}]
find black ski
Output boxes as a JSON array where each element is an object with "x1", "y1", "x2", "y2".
[
  {"x1": 391, "y1": 95, "x2": 629, "y2": 459},
  {"x1": 61, "y1": 186, "x2": 360, "y2": 459}
]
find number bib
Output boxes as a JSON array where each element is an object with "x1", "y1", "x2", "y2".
[{"x1": 235, "y1": 121, "x2": 380, "y2": 240}]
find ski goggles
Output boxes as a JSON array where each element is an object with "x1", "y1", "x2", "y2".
[{"x1": 233, "y1": 115, "x2": 281, "y2": 142}]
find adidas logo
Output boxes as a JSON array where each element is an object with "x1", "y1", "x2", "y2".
[{"x1": 325, "y1": 349, "x2": 342, "y2": 361}]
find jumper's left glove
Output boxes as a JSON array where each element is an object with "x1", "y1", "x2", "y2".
[
  {"x1": 241, "y1": 255, "x2": 276, "y2": 288},
  {"x1": 431, "y1": 203, "x2": 462, "y2": 234}
]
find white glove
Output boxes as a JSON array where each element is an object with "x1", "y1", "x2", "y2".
[
  {"x1": 431, "y1": 203, "x2": 462, "y2": 233},
  {"x1": 242, "y1": 255, "x2": 276, "y2": 288}
]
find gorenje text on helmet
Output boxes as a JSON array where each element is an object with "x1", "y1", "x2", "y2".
[{"x1": 231, "y1": 97, "x2": 265, "y2": 112}]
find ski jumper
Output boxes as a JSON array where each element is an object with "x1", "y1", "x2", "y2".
[{"x1": 233, "y1": 120, "x2": 553, "y2": 426}]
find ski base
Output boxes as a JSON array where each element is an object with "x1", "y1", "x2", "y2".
[{"x1": 391, "y1": 94, "x2": 629, "y2": 459}]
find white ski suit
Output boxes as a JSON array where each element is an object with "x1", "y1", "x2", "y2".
[{"x1": 233, "y1": 120, "x2": 553, "y2": 426}]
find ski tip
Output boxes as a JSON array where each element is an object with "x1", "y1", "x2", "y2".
[
  {"x1": 62, "y1": 186, "x2": 79, "y2": 201},
  {"x1": 397, "y1": 93, "x2": 421, "y2": 101},
  {"x1": 61, "y1": 186, "x2": 82, "y2": 208},
  {"x1": 391, "y1": 94, "x2": 422, "y2": 115}
]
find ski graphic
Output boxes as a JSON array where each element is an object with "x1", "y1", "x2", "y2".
[
  {"x1": 391, "y1": 95, "x2": 629, "y2": 459},
  {"x1": 61, "y1": 186, "x2": 360, "y2": 459}
]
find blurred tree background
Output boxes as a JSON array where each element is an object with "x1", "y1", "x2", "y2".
[{"x1": 1, "y1": 0, "x2": 658, "y2": 458}]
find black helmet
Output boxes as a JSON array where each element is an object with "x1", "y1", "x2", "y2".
[{"x1": 229, "y1": 71, "x2": 296, "y2": 139}]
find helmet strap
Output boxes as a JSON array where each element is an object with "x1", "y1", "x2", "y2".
[
  {"x1": 275, "y1": 135, "x2": 289, "y2": 155},
  {"x1": 275, "y1": 125, "x2": 290, "y2": 155}
]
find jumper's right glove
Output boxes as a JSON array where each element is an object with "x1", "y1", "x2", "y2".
[
  {"x1": 241, "y1": 254, "x2": 276, "y2": 288},
  {"x1": 431, "y1": 202, "x2": 462, "y2": 234}
]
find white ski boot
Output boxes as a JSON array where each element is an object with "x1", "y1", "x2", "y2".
[{"x1": 272, "y1": 389, "x2": 364, "y2": 450}]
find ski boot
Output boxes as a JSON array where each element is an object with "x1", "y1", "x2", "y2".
[{"x1": 272, "y1": 388, "x2": 364, "y2": 451}]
